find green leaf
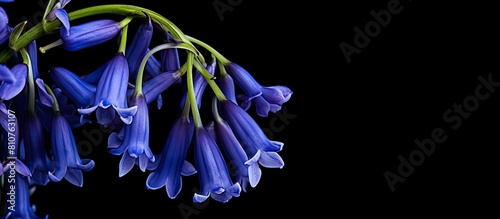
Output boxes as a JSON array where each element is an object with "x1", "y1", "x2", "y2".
[{"x1": 9, "y1": 21, "x2": 28, "y2": 50}]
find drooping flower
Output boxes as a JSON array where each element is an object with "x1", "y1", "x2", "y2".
[
  {"x1": 192, "y1": 126, "x2": 241, "y2": 203},
  {"x1": 60, "y1": 19, "x2": 122, "y2": 51},
  {"x1": 0, "y1": 63, "x2": 27, "y2": 101},
  {"x1": 1, "y1": 175, "x2": 49, "y2": 219},
  {"x1": 108, "y1": 93, "x2": 155, "y2": 177},
  {"x1": 238, "y1": 85, "x2": 293, "y2": 117},
  {"x1": 217, "y1": 72, "x2": 237, "y2": 103},
  {"x1": 210, "y1": 114, "x2": 262, "y2": 192},
  {"x1": 48, "y1": 111, "x2": 95, "y2": 187},
  {"x1": 218, "y1": 99, "x2": 285, "y2": 169},
  {"x1": 50, "y1": 66, "x2": 96, "y2": 108},
  {"x1": 225, "y1": 62, "x2": 293, "y2": 117},
  {"x1": 22, "y1": 110, "x2": 53, "y2": 185},
  {"x1": 126, "y1": 13, "x2": 153, "y2": 81},
  {"x1": 125, "y1": 70, "x2": 182, "y2": 109},
  {"x1": 78, "y1": 53, "x2": 138, "y2": 126},
  {"x1": 161, "y1": 34, "x2": 181, "y2": 73},
  {"x1": 46, "y1": 0, "x2": 72, "y2": 36},
  {"x1": 145, "y1": 115, "x2": 196, "y2": 198},
  {"x1": 27, "y1": 38, "x2": 40, "y2": 79},
  {"x1": 143, "y1": 71, "x2": 182, "y2": 103}
]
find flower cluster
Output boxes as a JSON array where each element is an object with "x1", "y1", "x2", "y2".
[{"x1": 0, "y1": 0, "x2": 292, "y2": 218}]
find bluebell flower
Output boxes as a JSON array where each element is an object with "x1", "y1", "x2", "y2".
[
  {"x1": 50, "y1": 66, "x2": 96, "y2": 108},
  {"x1": 210, "y1": 118, "x2": 262, "y2": 192},
  {"x1": 192, "y1": 126, "x2": 241, "y2": 203},
  {"x1": 218, "y1": 99, "x2": 285, "y2": 169},
  {"x1": 126, "y1": 70, "x2": 182, "y2": 109},
  {"x1": 108, "y1": 93, "x2": 155, "y2": 177},
  {"x1": 145, "y1": 115, "x2": 196, "y2": 198},
  {"x1": 238, "y1": 85, "x2": 293, "y2": 117},
  {"x1": 22, "y1": 111, "x2": 53, "y2": 185},
  {"x1": 225, "y1": 62, "x2": 293, "y2": 117},
  {"x1": 46, "y1": 0, "x2": 71, "y2": 36},
  {"x1": 61, "y1": 19, "x2": 122, "y2": 51},
  {"x1": 1, "y1": 175, "x2": 49, "y2": 219},
  {"x1": 144, "y1": 50, "x2": 162, "y2": 79},
  {"x1": 161, "y1": 34, "x2": 181, "y2": 73},
  {"x1": 126, "y1": 14, "x2": 153, "y2": 81},
  {"x1": 27, "y1": 39, "x2": 41, "y2": 79},
  {"x1": 0, "y1": 63, "x2": 27, "y2": 101},
  {"x1": 78, "y1": 53, "x2": 138, "y2": 126},
  {"x1": 49, "y1": 111, "x2": 95, "y2": 187},
  {"x1": 217, "y1": 73, "x2": 237, "y2": 103}
]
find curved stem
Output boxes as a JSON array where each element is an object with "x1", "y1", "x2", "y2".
[
  {"x1": 193, "y1": 59, "x2": 227, "y2": 101},
  {"x1": 0, "y1": 4, "x2": 194, "y2": 63},
  {"x1": 186, "y1": 35, "x2": 230, "y2": 65},
  {"x1": 187, "y1": 52, "x2": 203, "y2": 128},
  {"x1": 135, "y1": 42, "x2": 198, "y2": 94},
  {"x1": 19, "y1": 48, "x2": 35, "y2": 113},
  {"x1": 118, "y1": 20, "x2": 130, "y2": 54},
  {"x1": 44, "y1": 83, "x2": 60, "y2": 113}
]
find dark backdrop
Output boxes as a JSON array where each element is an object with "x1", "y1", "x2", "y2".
[{"x1": 2, "y1": 0, "x2": 499, "y2": 218}]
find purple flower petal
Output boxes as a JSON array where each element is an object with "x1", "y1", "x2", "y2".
[
  {"x1": 0, "y1": 64, "x2": 15, "y2": 83},
  {"x1": 193, "y1": 127, "x2": 240, "y2": 203},
  {"x1": 61, "y1": 19, "x2": 121, "y2": 51},
  {"x1": 146, "y1": 115, "x2": 194, "y2": 198},
  {"x1": 35, "y1": 78, "x2": 54, "y2": 107},
  {"x1": 126, "y1": 15, "x2": 153, "y2": 80},
  {"x1": 55, "y1": 9, "x2": 70, "y2": 36},
  {"x1": 50, "y1": 66, "x2": 96, "y2": 108},
  {"x1": 258, "y1": 151, "x2": 284, "y2": 169},
  {"x1": 118, "y1": 153, "x2": 135, "y2": 177},
  {"x1": 0, "y1": 64, "x2": 27, "y2": 101}
]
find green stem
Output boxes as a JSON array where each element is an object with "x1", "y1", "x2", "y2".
[
  {"x1": 181, "y1": 85, "x2": 191, "y2": 117},
  {"x1": 44, "y1": 83, "x2": 60, "y2": 113},
  {"x1": 187, "y1": 52, "x2": 203, "y2": 128},
  {"x1": 118, "y1": 20, "x2": 130, "y2": 54},
  {"x1": 42, "y1": 0, "x2": 58, "y2": 29},
  {"x1": 19, "y1": 48, "x2": 35, "y2": 113},
  {"x1": 0, "y1": 24, "x2": 46, "y2": 63},
  {"x1": 217, "y1": 60, "x2": 228, "y2": 76},
  {"x1": 135, "y1": 42, "x2": 198, "y2": 94},
  {"x1": 186, "y1": 35, "x2": 230, "y2": 65},
  {"x1": 211, "y1": 96, "x2": 223, "y2": 123},
  {"x1": 193, "y1": 59, "x2": 227, "y2": 101},
  {"x1": 0, "y1": 4, "x2": 193, "y2": 63}
]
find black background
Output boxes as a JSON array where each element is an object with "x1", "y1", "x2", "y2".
[{"x1": 2, "y1": 0, "x2": 500, "y2": 218}]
